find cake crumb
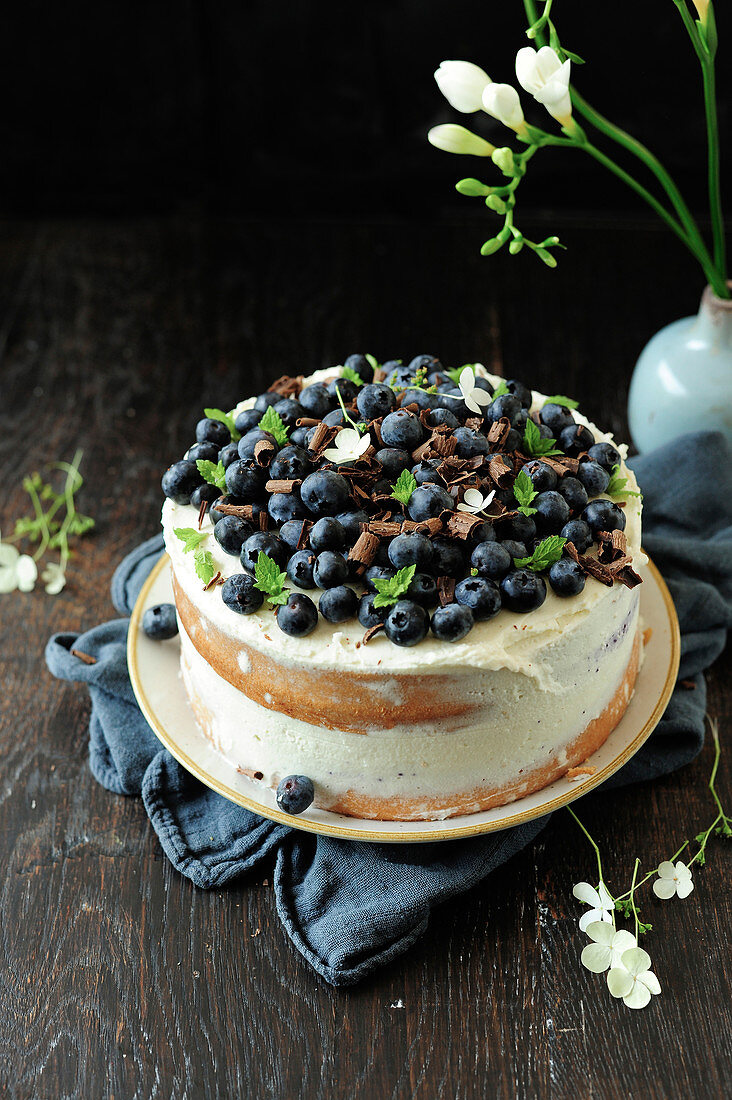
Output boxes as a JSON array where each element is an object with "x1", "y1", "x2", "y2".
[
  {"x1": 642, "y1": 627, "x2": 653, "y2": 645},
  {"x1": 567, "y1": 765, "x2": 596, "y2": 780}
]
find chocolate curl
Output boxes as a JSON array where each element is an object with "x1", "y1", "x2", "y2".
[
  {"x1": 296, "y1": 416, "x2": 321, "y2": 427},
  {"x1": 430, "y1": 433, "x2": 457, "y2": 459},
  {"x1": 212, "y1": 501, "x2": 256, "y2": 521},
  {"x1": 402, "y1": 516, "x2": 443, "y2": 537},
  {"x1": 464, "y1": 416, "x2": 483, "y2": 431},
  {"x1": 362, "y1": 622, "x2": 385, "y2": 644},
  {"x1": 267, "y1": 374, "x2": 304, "y2": 398},
  {"x1": 437, "y1": 576, "x2": 456, "y2": 607},
  {"x1": 197, "y1": 498, "x2": 210, "y2": 530},
  {"x1": 203, "y1": 570, "x2": 223, "y2": 592},
  {"x1": 445, "y1": 512, "x2": 483, "y2": 539},
  {"x1": 258, "y1": 510, "x2": 269, "y2": 532},
  {"x1": 488, "y1": 455, "x2": 513, "y2": 490},
  {"x1": 307, "y1": 422, "x2": 337, "y2": 457},
  {"x1": 295, "y1": 519, "x2": 313, "y2": 550},
  {"x1": 348, "y1": 530, "x2": 380, "y2": 572},
  {"x1": 368, "y1": 520, "x2": 403, "y2": 537},
  {"x1": 264, "y1": 479, "x2": 301, "y2": 494},
  {"x1": 487, "y1": 416, "x2": 511, "y2": 448},
  {"x1": 71, "y1": 649, "x2": 97, "y2": 665},
  {"x1": 253, "y1": 439, "x2": 276, "y2": 466}
]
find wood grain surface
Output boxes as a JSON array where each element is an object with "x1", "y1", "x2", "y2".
[{"x1": 0, "y1": 217, "x2": 729, "y2": 1100}]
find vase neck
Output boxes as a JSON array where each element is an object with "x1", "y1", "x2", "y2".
[{"x1": 698, "y1": 282, "x2": 732, "y2": 348}]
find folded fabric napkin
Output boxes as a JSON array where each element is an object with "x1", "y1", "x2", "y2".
[{"x1": 45, "y1": 431, "x2": 732, "y2": 985}]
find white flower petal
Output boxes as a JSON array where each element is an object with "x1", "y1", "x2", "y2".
[
  {"x1": 463, "y1": 392, "x2": 484, "y2": 415},
  {"x1": 585, "y1": 921, "x2": 615, "y2": 946},
  {"x1": 515, "y1": 46, "x2": 540, "y2": 94},
  {"x1": 656, "y1": 861, "x2": 676, "y2": 879},
  {"x1": 573, "y1": 882, "x2": 602, "y2": 907},
  {"x1": 623, "y1": 982, "x2": 652, "y2": 1010},
  {"x1": 578, "y1": 909, "x2": 599, "y2": 933},
  {"x1": 640, "y1": 970, "x2": 661, "y2": 996},
  {"x1": 607, "y1": 967, "x2": 635, "y2": 999},
  {"x1": 427, "y1": 124, "x2": 495, "y2": 157},
  {"x1": 435, "y1": 60, "x2": 492, "y2": 114},
  {"x1": 676, "y1": 877, "x2": 694, "y2": 899},
  {"x1": 652, "y1": 877, "x2": 677, "y2": 900},
  {"x1": 336, "y1": 428, "x2": 360, "y2": 450},
  {"x1": 462, "y1": 488, "x2": 484, "y2": 508},
  {"x1": 597, "y1": 882, "x2": 614, "y2": 910},
  {"x1": 0, "y1": 544, "x2": 20, "y2": 567},
  {"x1": 581, "y1": 943, "x2": 611, "y2": 974},
  {"x1": 15, "y1": 555, "x2": 38, "y2": 592},
  {"x1": 612, "y1": 930, "x2": 637, "y2": 954},
  {"x1": 620, "y1": 947, "x2": 652, "y2": 977},
  {"x1": 458, "y1": 366, "x2": 475, "y2": 392},
  {"x1": 0, "y1": 571, "x2": 18, "y2": 594},
  {"x1": 482, "y1": 83, "x2": 524, "y2": 129},
  {"x1": 674, "y1": 861, "x2": 693, "y2": 881}
]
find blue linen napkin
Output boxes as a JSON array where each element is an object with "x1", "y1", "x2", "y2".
[{"x1": 45, "y1": 431, "x2": 732, "y2": 985}]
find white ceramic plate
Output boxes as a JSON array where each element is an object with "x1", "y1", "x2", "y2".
[{"x1": 128, "y1": 555, "x2": 679, "y2": 843}]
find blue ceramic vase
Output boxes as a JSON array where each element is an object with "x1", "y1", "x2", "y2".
[{"x1": 628, "y1": 283, "x2": 732, "y2": 452}]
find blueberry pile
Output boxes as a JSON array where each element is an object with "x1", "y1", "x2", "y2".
[{"x1": 162, "y1": 353, "x2": 638, "y2": 647}]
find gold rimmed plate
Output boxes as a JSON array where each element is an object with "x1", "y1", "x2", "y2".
[{"x1": 128, "y1": 554, "x2": 680, "y2": 843}]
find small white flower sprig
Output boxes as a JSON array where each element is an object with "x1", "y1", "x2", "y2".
[
  {"x1": 0, "y1": 450, "x2": 94, "y2": 596},
  {"x1": 568, "y1": 717, "x2": 731, "y2": 1010},
  {"x1": 428, "y1": 0, "x2": 729, "y2": 298}
]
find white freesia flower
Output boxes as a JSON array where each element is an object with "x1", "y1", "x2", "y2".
[
  {"x1": 427, "y1": 124, "x2": 495, "y2": 157},
  {"x1": 607, "y1": 947, "x2": 661, "y2": 1010},
  {"x1": 481, "y1": 83, "x2": 525, "y2": 131},
  {"x1": 573, "y1": 881, "x2": 615, "y2": 933},
  {"x1": 581, "y1": 921, "x2": 637, "y2": 974},
  {"x1": 456, "y1": 365, "x2": 492, "y2": 414},
  {"x1": 434, "y1": 61, "x2": 492, "y2": 113},
  {"x1": 42, "y1": 562, "x2": 67, "y2": 596},
  {"x1": 515, "y1": 46, "x2": 572, "y2": 124},
  {"x1": 0, "y1": 536, "x2": 37, "y2": 594},
  {"x1": 652, "y1": 860, "x2": 694, "y2": 900},
  {"x1": 322, "y1": 428, "x2": 371, "y2": 465},
  {"x1": 457, "y1": 487, "x2": 496, "y2": 515}
]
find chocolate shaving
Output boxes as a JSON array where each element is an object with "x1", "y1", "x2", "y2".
[
  {"x1": 368, "y1": 521, "x2": 402, "y2": 537},
  {"x1": 370, "y1": 419, "x2": 384, "y2": 448},
  {"x1": 597, "y1": 529, "x2": 628, "y2": 564},
  {"x1": 465, "y1": 417, "x2": 483, "y2": 431},
  {"x1": 71, "y1": 649, "x2": 97, "y2": 665},
  {"x1": 430, "y1": 433, "x2": 457, "y2": 459},
  {"x1": 204, "y1": 570, "x2": 223, "y2": 591},
  {"x1": 264, "y1": 479, "x2": 301, "y2": 494},
  {"x1": 488, "y1": 455, "x2": 513, "y2": 490},
  {"x1": 564, "y1": 541, "x2": 613, "y2": 587},
  {"x1": 295, "y1": 416, "x2": 321, "y2": 427},
  {"x1": 565, "y1": 540, "x2": 642, "y2": 589},
  {"x1": 487, "y1": 417, "x2": 511, "y2": 448},
  {"x1": 212, "y1": 501, "x2": 255, "y2": 521},
  {"x1": 403, "y1": 516, "x2": 443, "y2": 538},
  {"x1": 531, "y1": 456, "x2": 569, "y2": 477},
  {"x1": 295, "y1": 519, "x2": 313, "y2": 550},
  {"x1": 348, "y1": 530, "x2": 380, "y2": 570},
  {"x1": 373, "y1": 368, "x2": 386, "y2": 383},
  {"x1": 362, "y1": 622, "x2": 385, "y2": 644},
  {"x1": 410, "y1": 439, "x2": 434, "y2": 463},
  {"x1": 445, "y1": 512, "x2": 483, "y2": 539},
  {"x1": 437, "y1": 576, "x2": 456, "y2": 607},
  {"x1": 680, "y1": 679, "x2": 697, "y2": 691},
  {"x1": 267, "y1": 374, "x2": 304, "y2": 398},
  {"x1": 198, "y1": 498, "x2": 209, "y2": 530},
  {"x1": 555, "y1": 456, "x2": 581, "y2": 475},
  {"x1": 253, "y1": 439, "x2": 276, "y2": 466},
  {"x1": 258, "y1": 510, "x2": 269, "y2": 532},
  {"x1": 307, "y1": 422, "x2": 337, "y2": 457}
]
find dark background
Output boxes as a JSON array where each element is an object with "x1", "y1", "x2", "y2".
[{"x1": 1, "y1": 1, "x2": 728, "y2": 220}]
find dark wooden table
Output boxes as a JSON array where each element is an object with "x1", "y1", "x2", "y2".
[{"x1": 0, "y1": 216, "x2": 729, "y2": 1099}]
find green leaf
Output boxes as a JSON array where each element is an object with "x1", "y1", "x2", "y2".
[
  {"x1": 447, "y1": 363, "x2": 478, "y2": 386},
  {"x1": 193, "y1": 548, "x2": 216, "y2": 585},
  {"x1": 258, "y1": 405, "x2": 290, "y2": 447},
  {"x1": 606, "y1": 464, "x2": 642, "y2": 499},
  {"x1": 513, "y1": 469, "x2": 538, "y2": 516},
  {"x1": 341, "y1": 365, "x2": 364, "y2": 387},
  {"x1": 491, "y1": 379, "x2": 509, "y2": 400},
  {"x1": 513, "y1": 536, "x2": 566, "y2": 573},
  {"x1": 372, "y1": 564, "x2": 417, "y2": 609},
  {"x1": 456, "y1": 178, "x2": 491, "y2": 197},
  {"x1": 543, "y1": 395, "x2": 579, "y2": 410},
  {"x1": 390, "y1": 469, "x2": 417, "y2": 507},
  {"x1": 204, "y1": 407, "x2": 240, "y2": 442},
  {"x1": 174, "y1": 527, "x2": 209, "y2": 554},
  {"x1": 523, "y1": 418, "x2": 562, "y2": 458},
  {"x1": 365, "y1": 353, "x2": 380, "y2": 372},
  {"x1": 196, "y1": 459, "x2": 227, "y2": 491},
  {"x1": 253, "y1": 550, "x2": 289, "y2": 606}
]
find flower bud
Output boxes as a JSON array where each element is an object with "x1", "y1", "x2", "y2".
[
  {"x1": 428, "y1": 124, "x2": 495, "y2": 157},
  {"x1": 536, "y1": 248, "x2": 558, "y2": 268},
  {"x1": 434, "y1": 61, "x2": 492, "y2": 114},
  {"x1": 485, "y1": 195, "x2": 507, "y2": 214},
  {"x1": 491, "y1": 147, "x2": 516, "y2": 176},
  {"x1": 482, "y1": 84, "x2": 525, "y2": 130},
  {"x1": 456, "y1": 178, "x2": 492, "y2": 197},
  {"x1": 509, "y1": 238, "x2": 524, "y2": 254}
]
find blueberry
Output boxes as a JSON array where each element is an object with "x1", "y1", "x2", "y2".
[
  {"x1": 583, "y1": 499, "x2": 626, "y2": 535},
  {"x1": 286, "y1": 548, "x2": 317, "y2": 589},
  {"x1": 300, "y1": 470, "x2": 351, "y2": 516},
  {"x1": 453, "y1": 427, "x2": 489, "y2": 459},
  {"x1": 218, "y1": 441, "x2": 240, "y2": 469},
  {"x1": 254, "y1": 392, "x2": 281, "y2": 413},
  {"x1": 375, "y1": 447, "x2": 412, "y2": 480},
  {"x1": 313, "y1": 550, "x2": 348, "y2": 589},
  {"x1": 539, "y1": 403, "x2": 575, "y2": 434},
  {"x1": 431, "y1": 603, "x2": 474, "y2": 642},
  {"x1": 384, "y1": 600, "x2": 429, "y2": 646},
  {"x1": 195, "y1": 417, "x2": 230, "y2": 447},
  {"x1": 549, "y1": 559, "x2": 586, "y2": 597},
  {"x1": 365, "y1": 565, "x2": 395, "y2": 591},
  {"x1": 319, "y1": 584, "x2": 359, "y2": 623},
  {"x1": 504, "y1": 428, "x2": 522, "y2": 451},
  {"x1": 408, "y1": 353, "x2": 443, "y2": 375},
  {"x1": 142, "y1": 603, "x2": 178, "y2": 640},
  {"x1": 506, "y1": 379, "x2": 533, "y2": 408},
  {"x1": 238, "y1": 429, "x2": 277, "y2": 460},
  {"x1": 268, "y1": 492, "x2": 307, "y2": 524},
  {"x1": 269, "y1": 445, "x2": 312, "y2": 480},
  {"x1": 321, "y1": 408, "x2": 349, "y2": 428},
  {"x1": 500, "y1": 570, "x2": 547, "y2": 612},
  {"x1": 289, "y1": 427, "x2": 310, "y2": 448},
  {"x1": 190, "y1": 483, "x2": 223, "y2": 510},
  {"x1": 560, "y1": 519, "x2": 594, "y2": 554},
  {"x1": 534, "y1": 490, "x2": 571, "y2": 534},
  {"x1": 388, "y1": 532, "x2": 435, "y2": 572},
  {"x1": 358, "y1": 593, "x2": 388, "y2": 628},
  {"x1": 336, "y1": 510, "x2": 369, "y2": 545},
  {"x1": 308, "y1": 517, "x2": 346, "y2": 552},
  {"x1": 234, "y1": 408, "x2": 261, "y2": 436},
  {"x1": 186, "y1": 441, "x2": 220, "y2": 464},
  {"x1": 523, "y1": 459, "x2": 558, "y2": 493},
  {"x1": 468, "y1": 521, "x2": 497, "y2": 545},
  {"x1": 473, "y1": 377, "x2": 494, "y2": 395},
  {"x1": 400, "y1": 387, "x2": 435, "y2": 411},
  {"x1": 225, "y1": 460, "x2": 266, "y2": 502},
  {"x1": 272, "y1": 399, "x2": 303, "y2": 429},
  {"x1": 500, "y1": 512, "x2": 536, "y2": 544},
  {"x1": 276, "y1": 592, "x2": 319, "y2": 637},
  {"x1": 344, "y1": 353, "x2": 374, "y2": 384},
  {"x1": 454, "y1": 577, "x2": 501, "y2": 621},
  {"x1": 431, "y1": 538, "x2": 466, "y2": 578},
  {"x1": 577, "y1": 459, "x2": 610, "y2": 497},
  {"x1": 387, "y1": 364, "x2": 417, "y2": 389},
  {"x1": 380, "y1": 409, "x2": 424, "y2": 451},
  {"x1": 276, "y1": 775, "x2": 315, "y2": 815},
  {"x1": 221, "y1": 573, "x2": 264, "y2": 615},
  {"x1": 407, "y1": 572, "x2": 439, "y2": 608},
  {"x1": 279, "y1": 519, "x2": 309, "y2": 550},
  {"x1": 486, "y1": 394, "x2": 522, "y2": 426},
  {"x1": 327, "y1": 377, "x2": 359, "y2": 405},
  {"x1": 558, "y1": 476, "x2": 589, "y2": 514},
  {"x1": 436, "y1": 388, "x2": 470, "y2": 421},
  {"x1": 411, "y1": 461, "x2": 446, "y2": 489},
  {"x1": 214, "y1": 515, "x2": 254, "y2": 555},
  {"x1": 424, "y1": 407, "x2": 460, "y2": 430},
  {"x1": 161, "y1": 460, "x2": 203, "y2": 504},
  {"x1": 407, "y1": 484, "x2": 453, "y2": 522},
  {"x1": 587, "y1": 442, "x2": 621, "y2": 472},
  {"x1": 470, "y1": 541, "x2": 512, "y2": 580},
  {"x1": 558, "y1": 423, "x2": 594, "y2": 457},
  {"x1": 501, "y1": 539, "x2": 527, "y2": 560},
  {"x1": 298, "y1": 383, "x2": 333, "y2": 418},
  {"x1": 357, "y1": 383, "x2": 396, "y2": 422},
  {"x1": 241, "y1": 532, "x2": 288, "y2": 571}
]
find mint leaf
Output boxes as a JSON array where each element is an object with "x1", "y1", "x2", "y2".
[
  {"x1": 606, "y1": 464, "x2": 642, "y2": 499},
  {"x1": 543, "y1": 395, "x2": 579, "y2": 410},
  {"x1": 491, "y1": 379, "x2": 509, "y2": 400},
  {"x1": 513, "y1": 469, "x2": 538, "y2": 516},
  {"x1": 193, "y1": 548, "x2": 216, "y2": 585},
  {"x1": 258, "y1": 406, "x2": 290, "y2": 447},
  {"x1": 341, "y1": 365, "x2": 365, "y2": 387},
  {"x1": 253, "y1": 550, "x2": 289, "y2": 606},
  {"x1": 196, "y1": 459, "x2": 227, "y2": 491},
  {"x1": 523, "y1": 418, "x2": 562, "y2": 458},
  {"x1": 447, "y1": 363, "x2": 479, "y2": 386},
  {"x1": 365, "y1": 353, "x2": 380, "y2": 372},
  {"x1": 390, "y1": 469, "x2": 417, "y2": 507},
  {"x1": 204, "y1": 406, "x2": 240, "y2": 442},
  {"x1": 513, "y1": 536, "x2": 566, "y2": 573},
  {"x1": 372, "y1": 564, "x2": 417, "y2": 609},
  {"x1": 174, "y1": 527, "x2": 209, "y2": 553}
]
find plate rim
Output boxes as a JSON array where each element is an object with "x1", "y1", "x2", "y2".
[{"x1": 128, "y1": 552, "x2": 680, "y2": 843}]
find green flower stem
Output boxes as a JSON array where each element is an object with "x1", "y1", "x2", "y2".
[
  {"x1": 53, "y1": 450, "x2": 84, "y2": 570},
  {"x1": 628, "y1": 858, "x2": 641, "y2": 941},
  {"x1": 25, "y1": 479, "x2": 54, "y2": 563},
  {"x1": 334, "y1": 386, "x2": 363, "y2": 433},
  {"x1": 566, "y1": 806, "x2": 615, "y2": 903}
]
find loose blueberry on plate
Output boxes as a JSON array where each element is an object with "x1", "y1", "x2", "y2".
[
  {"x1": 322, "y1": 408, "x2": 349, "y2": 427},
  {"x1": 401, "y1": 387, "x2": 435, "y2": 411},
  {"x1": 560, "y1": 519, "x2": 593, "y2": 554},
  {"x1": 501, "y1": 512, "x2": 536, "y2": 545},
  {"x1": 308, "y1": 516, "x2": 345, "y2": 552},
  {"x1": 298, "y1": 382, "x2": 333, "y2": 418},
  {"x1": 431, "y1": 538, "x2": 466, "y2": 578},
  {"x1": 240, "y1": 532, "x2": 288, "y2": 571},
  {"x1": 485, "y1": 393, "x2": 522, "y2": 426},
  {"x1": 407, "y1": 484, "x2": 453, "y2": 522},
  {"x1": 327, "y1": 377, "x2": 359, "y2": 404},
  {"x1": 214, "y1": 515, "x2": 254, "y2": 555},
  {"x1": 558, "y1": 423, "x2": 594, "y2": 457},
  {"x1": 357, "y1": 383, "x2": 396, "y2": 421},
  {"x1": 313, "y1": 550, "x2": 349, "y2": 589},
  {"x1": 358, "y1": 593, "x2": 389, "y2": 628},
  {"x1": 186, "y1": 441, "x2": 220, "y2": 464},
  {"x1": 286, "y1": 549, "x2": 317, "y2": 589},
  {"x1": 344, "y1": 352, "x2": 374, "y2": 384},
  {"x1": 500, "y1": 570, "x2": 547, "y2": 612},
  {"x1": 424, "y1": 408, "x2": 460, "y2": 430},
  {"x1": 411, "y1": 461, "x2": 447, "y2": 488},
  {"x1": 577, "y1": 459, "x2": 611, "y2": 496},
  {"x1": 583, "y1": 499, "x2": 627, "y2": 535},
  {"x1": 289, "y1": 427, "x2": 310, "y2": 448},
  {"x1": 431, "y1": 603, "x2": 474, "y2": 642},
  {"x1": 523, "y1": 459, "x2": 558, "y2": 493},
  {"x1": 548, "y1": 559, "x2": 586, "y2": 597},
  {"x1": 221, "y1": 573, "x2": 265, "y2": 615},
  {"x1": 587, "y1": 441, "x2": 621, "y2": 472},
  {"x1": 300, "y1": 470, "x2": 351, "y2": 516},
  {"x1": 534, "y1": 490, "x2": 571, "y2": 534},
  {"x1": 558, "y1": 476, "x2": 589, "y2": 514},
  {"x1": 225, "y1": 460, "x2": 266, "y2": 502},
  {"x1": 407, "y1": 572, "x2": 439, "y2": 608},
  {"x1": 276, "y1": 775, "x2": 315, "y2": 815},
  {"x1": 470, "y1": 541, "x2": 512, "y2": 580},
  {"x1": 384, "y1": 600, "x2": 429, "y2": 647},
  {"x1": 238, "y1": 428, "x2": 277, "y2": 460},
  {"x1": 336, "y1": 510, "x2": 369, "y2": 545},
  {"x1": 388, "y1": 532, "x2": 435, "y2": 572},
  {"x1": 539, "y1": 403, "x2": 575, "y2": 434},
  {"x1": 195, "y1": 417, "x2": 230, "y2": 447},
  {"x1": 254, "y1": 392, "x2": 281, "y2": 413},
  {"x1": 375, "y1": 447, "x2": 412, "y2": 480},
  {"x1": 161, "y1": 459, "x2": 203, "y2": 504},
  {"x1": 218, "y1": 441, "x2": 240, "y2": 469},
  {"x1": 319, "y1": 584, "x2": 359, "y2": 623},
  {"x1": 276, "y1": 592, "x2": 319, "y2": 637},
  {"x1": 279, "y1": 519, "x2": 308, "y2": 549},
  {"x1": 452, "y1": 426, "x2": 489, "y2": 459},
  {"x1": 454, "y1": 576, "x2": 501, "y2": 621},
  {"x1": 142, "y1": 603, "x2": 179, "y2": 640},
  {"x1": 269, "y1": 445, "x2": 312, "y2": 480},
  {"x1": 190, "y1": 483, "x2": 223, "y2": 510},
  {"x1": 380, "y1": 409, "x2": 424, "y2": 451},
  {"x1": 234, "y1": 408, "x2": 261, "y2": 436},
  {"x1": 268, "y1": 492, "x2": 308, "y2": 524},
  {"x1": 500, "y1": 539, "x2": 527, "y2": 560}
]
